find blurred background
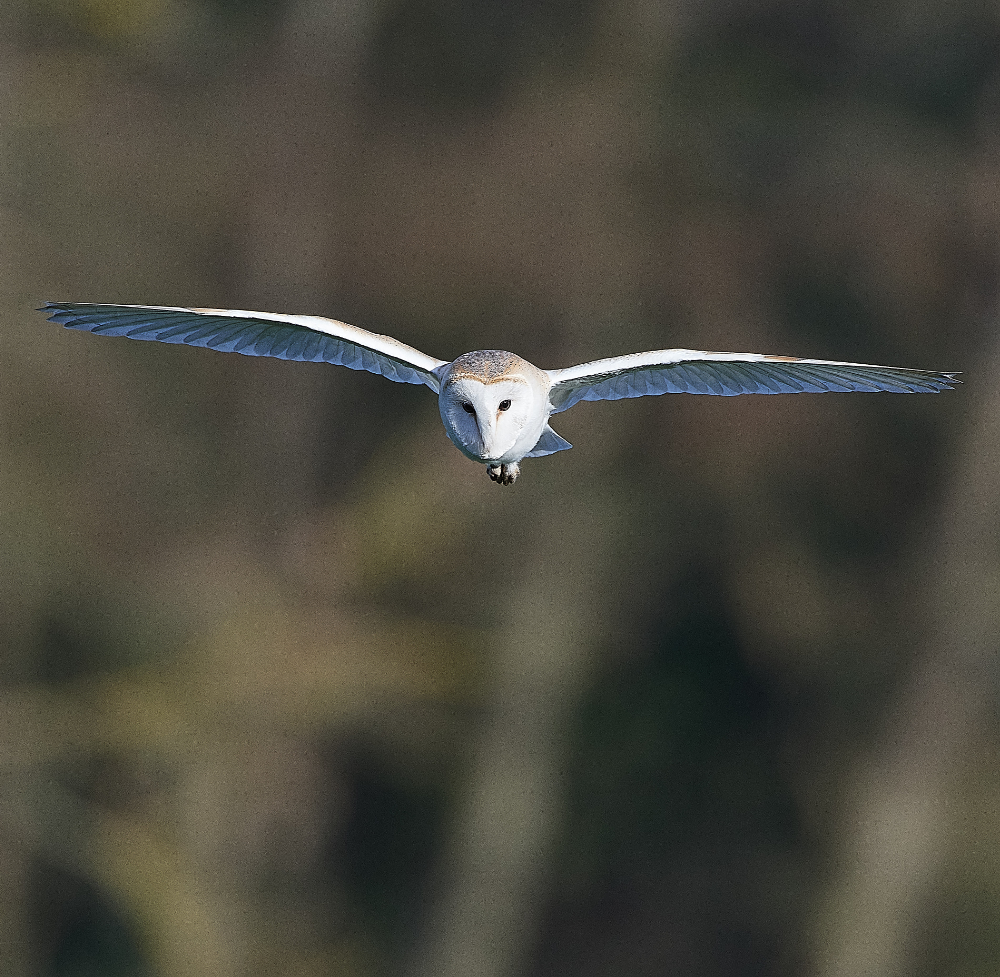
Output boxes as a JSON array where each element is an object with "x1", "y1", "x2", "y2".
[{"x1": 0, "y1": 0, "x2": 994, "y2": 974}]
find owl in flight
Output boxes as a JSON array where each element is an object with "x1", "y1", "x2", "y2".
[{"x1": 41, "y1": 304, "x2": 958, "y2": 485}]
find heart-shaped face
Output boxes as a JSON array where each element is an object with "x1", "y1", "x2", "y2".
[{"x1": 438, "y1": 351, "x2": 549, "y2": 465}]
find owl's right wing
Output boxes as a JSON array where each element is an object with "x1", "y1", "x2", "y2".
[
  {"x1": 41, "y1": 303, "x2": 448, "y2": 392},
  {"x1": 547, "y1": 348, "x2": 959, "y2": 413}
]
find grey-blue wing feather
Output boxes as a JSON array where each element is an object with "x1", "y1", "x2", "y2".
[
  {"x1": 41, "y1": 303, "x2": 437, "y2": 387},
  {"x1": 524, "y1": 424, "x2": 572, "y2": 458},
  {"x1": 549, "y1": 357, "x2": 959, "y2": 413}
]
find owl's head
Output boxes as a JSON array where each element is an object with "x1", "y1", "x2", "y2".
[{"x1": 438, "y1": 351, "x2": 549, "y2": 464}]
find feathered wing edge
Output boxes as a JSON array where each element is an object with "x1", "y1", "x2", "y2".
[
  {"x1": 41, "y1": 303, "x2": 448, "y2": 392},
  {"x1": 525, "y1": 424, "x2": 572, "y2": 458},
  {"x1": 547, "y1": 349, "x2": 960, "y2": 413}
]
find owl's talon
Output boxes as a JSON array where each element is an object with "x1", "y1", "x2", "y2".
[{"x1": 486, "y1": 463, "x2": 518, "y2": 485}]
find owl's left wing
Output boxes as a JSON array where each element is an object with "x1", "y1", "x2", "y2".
[
  {"x1": 547, "y1": 349, "x2": 959, "y2": 413},
  {"x1": 41, "y1": 303, "x2": 448, "y2": 391}
]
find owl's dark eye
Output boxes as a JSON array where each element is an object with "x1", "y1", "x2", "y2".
[
  {"x1": 498, "y1": 399, "x2": 511, "y2": 411},
  {"x1": 462, "y1": 402, "x2": 475, "y2": 414}
]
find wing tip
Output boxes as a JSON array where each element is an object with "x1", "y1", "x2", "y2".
[
  {"x1": 40, "y1": 302, "x2": 77, "y2": 325},
  {"x1": 40, "y1": 302, "x2": 106, "y2": 330},
  {"x1": 912, "y1": 371, "x2": 961, "y2": 393}
]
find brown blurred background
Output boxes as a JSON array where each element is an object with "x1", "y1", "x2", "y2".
[{"x1": 0, "y1": 1, "x2": 993, "y2": 975}]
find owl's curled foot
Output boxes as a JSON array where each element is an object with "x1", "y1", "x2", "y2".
[{"x1": 487, "y1": 462, "x2": 519, "y2": 485}]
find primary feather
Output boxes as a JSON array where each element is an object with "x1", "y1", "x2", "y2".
[
  {"x1": 547, "y1": 349, "x2": 958, "y2": 412},
  {"x1": 42, "y1": 303, "x2": 446, "y2": 391}
]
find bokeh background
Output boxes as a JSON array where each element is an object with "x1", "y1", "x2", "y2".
[{"x1": 1, "y1": 0, "x2": 994, "y2": 974}]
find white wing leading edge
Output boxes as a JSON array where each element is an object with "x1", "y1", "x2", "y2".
[
  {"x1": 41, "y1": 304, "x2": 448, "y2": 391},
  {"x1": 547, "y1": 349, "x2": 959, "y2": 413}
]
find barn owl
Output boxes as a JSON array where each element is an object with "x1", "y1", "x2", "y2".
[{"x1": 41, "y1": 304, "x2": 958, "y2": 485}]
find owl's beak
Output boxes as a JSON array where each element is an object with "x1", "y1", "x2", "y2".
[{"x1": 478, "y1": 414, "x2": 500, "y2": 461}]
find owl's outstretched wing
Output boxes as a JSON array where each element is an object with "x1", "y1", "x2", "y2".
[
  {"x1": 41, "y1": 303, "x2": 448, "y2": 391},
  {"x1": 547, "y1": 349, "x2": 959, "y2": 413}
]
